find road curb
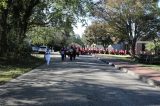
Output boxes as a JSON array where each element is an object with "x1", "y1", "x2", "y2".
[{"x1": 95, "y1": 56, "x2": 160, "y2": 88}]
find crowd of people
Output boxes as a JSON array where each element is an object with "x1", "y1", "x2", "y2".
[
  {"x1": 44, "y1": 46, "x2": 81, "y2": 66},
  {"x1": 60, "y1": 46, "x2": 80, "y2": 61},
  {"x1": 44, "y1": 46, "x2": 128, "y2": 65},
  {"x1": 78, "y1": 48, "x2": 128, "y2": 55}
]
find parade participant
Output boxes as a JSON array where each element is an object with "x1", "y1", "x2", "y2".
[
  {"x1": 69, "y1": 46, "x2": 73, "y2": 61},
  {"x1": 44, "y1": 48, "x2": 51, "y2": 66},
  {"x1": 72, "y1": 46, "x2": 77, "y2": 60},
  {"x1": 60, "y1": 47, "x2": 65, "y2": 61}
]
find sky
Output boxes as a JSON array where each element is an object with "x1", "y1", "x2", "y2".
[
  {"x1": 73, "y1": 19, "x2": 92, "y2": 37},
  {"x1": 73, "y1": 0, "x2": 99, "y2": 37}
]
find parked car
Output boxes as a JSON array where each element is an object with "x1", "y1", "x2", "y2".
[
  {"x1": 31, "y1": 46, "x2": 39, "y2": 52},
  {"x1": 38, "y1": 46, "x2": 48, "y2": 54}
]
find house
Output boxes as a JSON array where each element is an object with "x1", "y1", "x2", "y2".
[
  {"x1": 135, "y1": 41, "x2": 153, "y2": 55},
  {"x1": 108, "y1": 42, "x2": 125, "y2": 51}
]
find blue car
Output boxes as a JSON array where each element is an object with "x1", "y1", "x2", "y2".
[{"x1": 32, "y1": 46, "x2": 39, "y2": 52}]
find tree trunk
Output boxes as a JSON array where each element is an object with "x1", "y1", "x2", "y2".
[
  {"x1": 129, "y1": 38, "x2": 137, "y2": 57},
  {"x1": 102, "y1": 43, "x2": 107, "y2": 50},
  {"x1": 0, "y1": 9, "x2": 9, "y2": 56}
]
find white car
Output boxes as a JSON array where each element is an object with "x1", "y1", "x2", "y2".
[{"x1": 38, "y1": 46, "x2": 48, "y2": 54}]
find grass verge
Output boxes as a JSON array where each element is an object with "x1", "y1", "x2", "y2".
[
  {"x1": 0, "y1": 55, "x2": 44, "y2": 85},
  {"x1": 96, "y1": 54, "x2": 160, "y2": 71}
]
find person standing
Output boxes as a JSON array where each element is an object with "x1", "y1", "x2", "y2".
[{"x1": 45, "y1": 48, "x2": 51, "y2": 66}]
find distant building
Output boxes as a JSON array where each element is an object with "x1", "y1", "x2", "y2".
[
  {"x1": 89, "y1": 42, "x2": 125, "y2": 51},
  {"x1": 135, "y1": 41, "x2": 152, "y2": 55},
  {"x1": 108, "y1": 42, "x2": 124, "y2": 51}
]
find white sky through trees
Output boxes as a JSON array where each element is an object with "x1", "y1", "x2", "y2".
[
  {"x1": 73, "y1": 19, "x2": 92, "y2": 37},
  {"x1": 73, "y1": 0, "x2": 99, "y2": 37}
]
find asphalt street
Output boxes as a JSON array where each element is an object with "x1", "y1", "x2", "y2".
[{"x1": 0, "y1": 55, "x2": 160, "y2": 106}]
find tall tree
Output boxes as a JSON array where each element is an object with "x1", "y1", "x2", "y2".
[
  {"x1": 92, "y1": 0, "x2": 160, "y2": 56},
  {"x1": 84, "y1": 21, "x2": 113, "y2": 49},
  {"x1": 0, "y1": 0, "x2": 40, "y2": 57}
]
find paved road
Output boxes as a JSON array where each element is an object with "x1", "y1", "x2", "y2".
[{"x1": 0, "y1": 55, "x2": 160, "y2": 106}]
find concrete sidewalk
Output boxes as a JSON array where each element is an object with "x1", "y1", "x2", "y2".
[{"x1": 94, "y1": 54, "x2": 160, "y2": 87}]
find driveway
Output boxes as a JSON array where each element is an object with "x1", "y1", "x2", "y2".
[{"x1": 0, "y1": 55, "x2": 160, "y2": 106}]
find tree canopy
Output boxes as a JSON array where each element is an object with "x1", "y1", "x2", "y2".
[
  {"x1": 84, "y1": 21, "x2": 113, "y2": 49},
  {"x1": 1, "y1": 0, "x2": 160, "y2": 58},
  {"x1": 0, "y1": 0, "x2": 94, "y2": 57},
  {"x1": 89, "y1": 0, "x2": 160, "y2": 56}
]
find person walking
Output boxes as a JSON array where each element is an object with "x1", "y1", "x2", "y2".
[
  {"x1": 73, "y1": 46, "x2": 77, "y2": 60},
  {"x1": 76, "y1": 47, "x2": 80, "y2": 57},
  {"x1": 44, "y1": 48, "x2": 51, "y2": 66},
  {"x1": 64, "y1": 47, "x2": 67, "y2": 59},
  {"x1": 69, "y1": 46, "x2": 73, "y2": 61},
  {"x1": 60, "y1": 47, "x2": 65, "y2": 61}
]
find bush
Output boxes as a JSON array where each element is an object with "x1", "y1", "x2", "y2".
[{"x1": 146, "y1": 42, "x2": 155, "y2": 52}]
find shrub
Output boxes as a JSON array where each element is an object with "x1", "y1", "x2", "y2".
[{"x1": 146, "y1": 42, "x2": 155, "y2": 52}]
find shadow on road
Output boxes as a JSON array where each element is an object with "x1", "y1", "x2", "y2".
[{"x1": 0, "y1": 55, "x2": 160, "y2": 106}]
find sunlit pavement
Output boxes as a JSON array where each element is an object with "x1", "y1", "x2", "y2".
[{"x1": 0, "y1": 54, "x2": 160, "y2": 106}]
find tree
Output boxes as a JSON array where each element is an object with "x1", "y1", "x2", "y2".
[
  {"x1": 0, "y1": 0, "x2": 40, "y2": 57},
  {"x1": 0, "y1": 0, "x2": 6, "y2": 8},
  {"x1": 27, "y1": 26, "x2": 72, "y2": 48},
  {"x1": 0, "y1": 0, "x2": 95, "y2": 57},
  {"x1": 92, "y1": 0, "x2": 160, "y2": 56},
  {"x1": 66, "y1": 34, "x2": 84, "y2": 47},
  {"x1": 84, "y1": 21, "x2": 113, "y2": 49}
]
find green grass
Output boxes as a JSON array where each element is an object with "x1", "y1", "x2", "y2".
[
  {"x1": 96, "y1": 54, "x2": 160, "y2": 71},
  {"x1": 0, "y1": 54, "x2": 44, "y2": 85},
  {"x1": 96, "y1": 54, "x2": 133, "y2": 62}
]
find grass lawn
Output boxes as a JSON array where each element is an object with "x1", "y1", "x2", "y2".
[
  {"x1": 0, "y1": 54, "x2": 44, "y2": 85},
  {"x1": 96, "y1": 54, "x2": 132, "y2": 62},
  {"x1": 96, "y1": 54, "x2": 160, "y2": 71}
]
